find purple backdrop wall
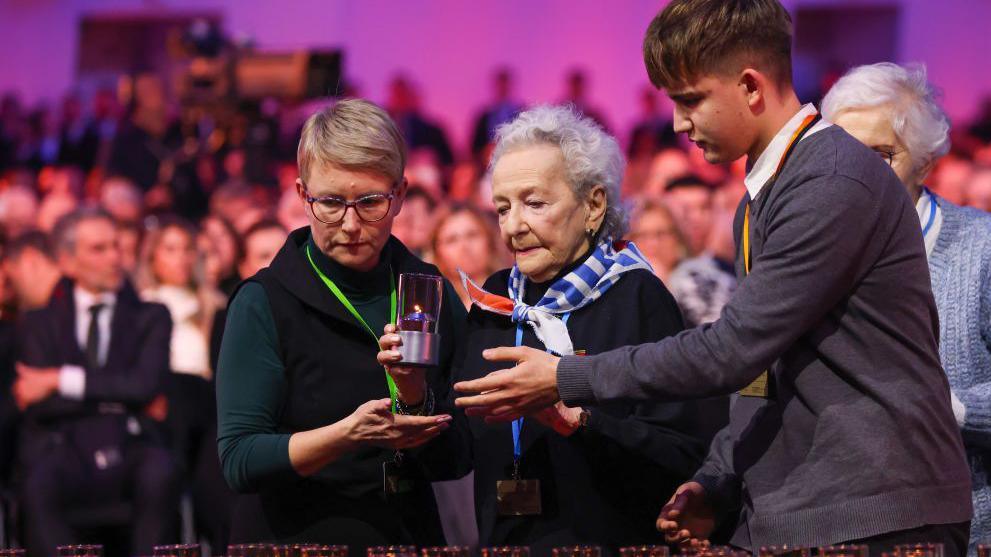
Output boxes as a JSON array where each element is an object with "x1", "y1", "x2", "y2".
[{"x1": 2, "y1": 0, "x2": 989, "y2": 157}]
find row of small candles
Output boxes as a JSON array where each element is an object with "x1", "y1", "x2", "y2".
[{"x1": 0, "y1": 543, "x2": 977, "y2": 557}]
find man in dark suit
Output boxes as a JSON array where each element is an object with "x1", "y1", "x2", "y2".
[{"x1": 13, "y1": 207, "x2": 179, "y2": 556}]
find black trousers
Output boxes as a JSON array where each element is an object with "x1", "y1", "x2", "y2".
[
  {"x1": 19, "y1": 442, "x2": 180, "y2": 557},
  {"x1": 844, "y1": 522, "x2": 971, "y2": 557},
  {"x1": 166, "y1": 373, "x2": 234, "y2": 550}
]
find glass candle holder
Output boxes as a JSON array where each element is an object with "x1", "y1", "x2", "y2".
[
  {"x1": 895, "y1": 544, "x2": 944, "y2": 557},
  {"x1": 367, "y1": 547, "x2": 418, "y2": 557},
  {"x1": 0, "y1": 550, "x2": 26, "y2": 557},
  {"x1": 227, "y1": 545, "x2": 273, "y2": 557},
  {"x1": 396, "y1": 273, "x2": 443, "y2": 366},
  {"x1": 421, "y1": 548, "x2": 470, "y2": 557},
  {"x1": 481, "y1": 547, "x2": 531, "y2": 557},
  {"x1": 153, "y1": 545, "x2": 202, "y2": 557},
  {"x1": 57, "y1": 546, "x2": 104, "y2": 557},
  {"x1": 697, "y1": 547, "x2": 749, "y2": 557},
  {"x1": 552, "y1": 547, "x2": 601, "y2": 557},
  {"x1": 818, "y1": 546, "x2": 868, "y2": 557},
  {"x1": 620, "y1": 546, "x2": 670, "y2": 557},
  {"x1": 758, "y1": 547, "x2": 809, "y2": 557},
  {"x1": 300, "y1": 546, "x2": 348, "y2": 557}
]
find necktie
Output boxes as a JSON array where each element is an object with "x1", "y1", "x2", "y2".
[{"x1": 86, "y1": 303, "x2": 105, "y2": 369}]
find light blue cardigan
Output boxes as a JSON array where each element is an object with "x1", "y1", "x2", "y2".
[{"x1": 928, "y1": 194, "x2": 991, "y2": 554}]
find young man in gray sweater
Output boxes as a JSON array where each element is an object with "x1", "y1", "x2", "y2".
[{"x1": 453, "y1": 0, "x2": 973, "y2": 553}]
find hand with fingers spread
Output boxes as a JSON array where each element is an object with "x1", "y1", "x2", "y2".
[
  {"x1": 453, "y1": 345, "x2": 561, "y2": 423},
  {"x1": 377, "y1": 323, "x2": 426, "y2": 405},
  {"x1": 345, "y1": 398, "x2": 451, "y2": 451},
  {"x1": 346, "y1": 398, "x2": 451, "y2": 449},
  {"x1": 656, "y1": 481, "x2": 716, "y2": 548}
]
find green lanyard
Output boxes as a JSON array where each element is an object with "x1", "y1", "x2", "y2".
[{"x1": 305, "y1": 244, "x2": 399, "y2": 410}]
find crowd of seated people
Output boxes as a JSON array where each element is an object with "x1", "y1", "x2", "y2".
[{"x1": 1, "y1": 64, "x2": 991, "y2": 555}]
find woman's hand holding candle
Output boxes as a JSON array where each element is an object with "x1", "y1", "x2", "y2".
[{"x1": 378, "y1": 323, "x2": 427, "y2": 405}]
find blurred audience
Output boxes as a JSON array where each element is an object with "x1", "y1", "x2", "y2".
[
  {"x1": 0, "y1": 186, "x2": 39, "y2": 238},
  {"x1": 429, "y1": 203, "x2": 506, "y2": 308},
  {"x1": 628, "y1": 198, "x2": 687, "y2": 283},
  {"x1": 392, "y1": 185, "x2": 438, "y2": 258},
  {"x1": 238, "y1": 219, "x2": 288, "y2": 280},
  {"x1": 663, "y1": 174, "x2": 715, "y2": 257},
  {"x1": 470, "y1": 68, "x2": 525, "y2": 159},
  {"x1": 136, "y1": 215, "x2": 232, "y2": 550},
  {"x1": 965, "y1": 165, "x2": 991, "y2": 212},
  {"x1": 15, "y1": 207, "x2": 179, "y2": 556},
  {"x1": 3, "y1": 231, "x2": 61, "y2": 313}
]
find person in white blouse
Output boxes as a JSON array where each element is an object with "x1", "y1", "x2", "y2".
[{"x1": 136, "y1": 214, "x2": 232, "y2": 547}]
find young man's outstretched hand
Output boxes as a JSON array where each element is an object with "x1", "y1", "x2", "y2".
[
  {"x1": 453, "y1": 346, "x2": 562, "y2": 422},
  {"x1": 658, "y1": 481, "x2": 717, "y2": 548}
]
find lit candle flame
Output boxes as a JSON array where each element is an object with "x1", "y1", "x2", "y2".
[{"x1": 414, "y1": 304, "x2": 422, "y2": 313}]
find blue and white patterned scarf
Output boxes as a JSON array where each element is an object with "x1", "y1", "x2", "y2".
[{"x1": 461, "y1": 239, "x2": 654, "y2": 355}]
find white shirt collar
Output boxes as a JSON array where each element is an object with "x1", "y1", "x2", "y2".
[
  {"x1": 744, "y1": 103, "x2": 832, "y2": 200},
  {"x1": 74, "y1": 285, "x2": 117, "y2": 313}
]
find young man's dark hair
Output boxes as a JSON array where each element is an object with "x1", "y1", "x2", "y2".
[{"x1": 643, "y1": 0, "x2": 793, "y2": 90}]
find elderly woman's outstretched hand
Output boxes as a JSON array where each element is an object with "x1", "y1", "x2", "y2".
[
  {"x1": 377, "y1": 323, "x2": 427, "y2": 406},
  {"x1": 454, "y1": 345, "x2": 562, "y2": 423},
  {"x1": 344, "y1": 398, "x2": 451, "y2": 450}
]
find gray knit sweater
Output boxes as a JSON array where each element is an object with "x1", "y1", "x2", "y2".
[
  {"x1": 929, "y1": 195, "x2": 991, "y2": 554},
  {"x1": 557, "y1": 126, "x2": 972, "y2": 549}
]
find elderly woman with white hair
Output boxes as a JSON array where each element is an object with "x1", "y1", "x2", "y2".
[
  {"x1": 823, "y1": 62, "x2": 991, "y2": 552},
  {"x1": 379, "y1": 105, "x2": 724, "y2": 555}
]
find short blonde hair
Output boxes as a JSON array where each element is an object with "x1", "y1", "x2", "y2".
[{"x1": 297, "y1": 99, "x2": 407, "y2": 184}]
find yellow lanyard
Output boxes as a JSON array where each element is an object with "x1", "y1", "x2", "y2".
[
  {"x1": 743, "y1": 113, "x2": 820, "y2": 276},
  {"x1": 739, "y1": 113, "x2": 819, "y2": 398}
]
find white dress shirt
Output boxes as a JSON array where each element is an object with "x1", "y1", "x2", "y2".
[
  {"x1": 58, "y1": 286, "x2": 117, "y2": 400},
  {"x1": 142, "y1": 285, "x2": 211, "y2": 378}
]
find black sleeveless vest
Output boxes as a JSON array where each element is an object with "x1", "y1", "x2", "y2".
[{"x1": 229, "y1": 228, "x2": 454, "y2": 546}]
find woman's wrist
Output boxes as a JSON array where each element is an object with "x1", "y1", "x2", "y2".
[
  {"x1": 395, "y1": 380, "x2": 427, "y2": 407},
  {"x1": 396, "y1": 386, "x2": 434, "y2": 416}
]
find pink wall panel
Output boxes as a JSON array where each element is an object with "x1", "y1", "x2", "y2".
[{"x1": 1, "y1": 0, "x2": 989, "y2": 157}]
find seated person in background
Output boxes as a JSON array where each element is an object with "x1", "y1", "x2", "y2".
[
  {"x1": 210, "y1": 218, "x2": 288, "y2": 372},
  {"x1": 663, "y1": 175, "x2": 736, "y2": 327},
  {"x1": 3, "y1": 230, "x2": 62, "y2": 314},
  {"x1": 430, "y1": 203, "x2": 505, "y2": 309},
  {"x1": 137, "y1": 215, "x2": 232, "y2": 549},
  {"x1": 13, "y1": 207, "x2": 178, "y2": 556},
  {"x1": 627, "y1": 198, "x2": 687, "y2": 284},
  {"x1": 392, "y1": 184, "x2": 438, "y2": 259},
  {"x1": 822, "y1": 61, "x2": 991, "y2": 556},
  {"x1": 0, "y1": 235, "x2": 17, "y2": 489}
]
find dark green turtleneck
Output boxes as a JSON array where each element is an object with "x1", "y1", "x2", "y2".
[{"x1": 303, "y1": 235, "x2": 394, "y2": 339}]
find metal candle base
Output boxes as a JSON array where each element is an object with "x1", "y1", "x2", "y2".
[{"x1": 397, "y1": 330, "x2": 441, "y2": 367}]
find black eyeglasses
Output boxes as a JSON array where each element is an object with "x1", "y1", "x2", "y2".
[{"x1": 302, "y1": 183, "x2": 397, "y2": 225}]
